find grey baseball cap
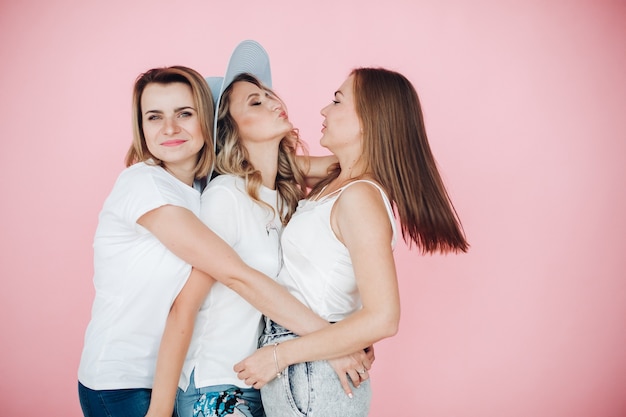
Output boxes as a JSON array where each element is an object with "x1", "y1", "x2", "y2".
[{"x1": 206, "y1": 40, "x2": 273, "y2": 155}]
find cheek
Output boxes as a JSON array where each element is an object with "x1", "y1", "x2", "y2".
[
  {"x1": 191, "y1": 123, "x2": 204, "y2": 138},
  {"x1": 236, "y1": 114, "x2": 256, "y2": 129},
  {"x1": 333, "y1": 115, "x2": 360, "y2": 139},
  {"x1": 179, "y1": 120, "x2": 204, "y2": 143},
  {"x1": 236, "y1": 116, "x2": 264, "y2": 141},
  {"x1": 142, "y1": 126, "x2": 158, "y2": 144}
]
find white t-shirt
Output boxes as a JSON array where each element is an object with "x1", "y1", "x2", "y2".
[
  {"x1": 78, "y1": 162, "x2": 200, "y2": 390},
  {"x1": 179, "y1": 174, "x2": 282, "y2": 390},
  {"x1": 277, "y1": 180, "x2": 397, "y2": 322}
]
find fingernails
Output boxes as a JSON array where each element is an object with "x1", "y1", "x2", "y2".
[{"x1": 348, "y1": 392, "x2": 353, "y2": 399}]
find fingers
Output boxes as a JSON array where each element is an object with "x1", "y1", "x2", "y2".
[
  {"x1": 353, "y1": 349, "x2": 373, "y2": 372},
  {"x1": 362, "y1": 356, "x2": 373, "y2": 371},
  {"x1": 233, "y1": 362, "x2": 254, "y2": 386},
  {"x1": 338, "y1": 371, "x2": 355, "y2": 398},
  {"x1": 236, "y1": 369, "x2": 266, "y2": 390},
  {"x1": 350, "y1": 367, "x2": 363, "y2": 388},
  {"x1": 234, "y1": 360, "x2": 278, "y2": 390},
  {"x1": 247, "y1": 379, "x2": 267, "y2": 390}
]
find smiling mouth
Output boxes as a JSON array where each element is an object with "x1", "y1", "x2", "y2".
[{"x1": 162, "y1": 139, "x2": 186, "y2": 146}]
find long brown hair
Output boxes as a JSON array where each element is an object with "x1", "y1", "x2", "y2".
[
  {"x1": 315, "y1": 68, "x2": 468, "y2": 254},
  {"x1": 125, "y1": 66, "x2": 215, "y2": 179},
  {"x1": 215, "y1": 73, "x2": 307, "y2": 225}
]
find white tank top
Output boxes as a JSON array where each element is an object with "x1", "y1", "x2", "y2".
[{"x1": 277, "y1": 180, "x2": 397, "y2": 322}]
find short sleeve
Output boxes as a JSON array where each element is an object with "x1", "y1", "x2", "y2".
[
  {"x1": 106, "y1": 164, "x2": 196, "y2": 225},
  {"x1": 200, "y1": 182, "x2": 240, "y2": 247}
]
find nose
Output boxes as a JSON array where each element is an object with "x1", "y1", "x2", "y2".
[
  {"x1": 163, "y1": 116, "x2": 180, "y2": 135},
  {"x1": 268, "y1": 96, "x2": 283, "y2": 112},
  {"x1": 320, "y1": 103, "x2": 330, "y2": 116}
]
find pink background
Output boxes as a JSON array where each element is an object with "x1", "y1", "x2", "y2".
[{"x1": 1, "y1": 1, "x2": 625, "y2": 416}]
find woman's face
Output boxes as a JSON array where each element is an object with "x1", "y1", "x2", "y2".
[
  {"x1": 141, "y1": 82, "x2": 205, "y2": 170},
  {"x1": 319, "y1": 75, "x2": 362, "y2": 154},
  {"x1": 228, "y1": 81, "x2": 292, "y2": 145}
]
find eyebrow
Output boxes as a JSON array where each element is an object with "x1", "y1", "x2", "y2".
[
  {"x1": 334, "y1": 90, "x2": 344, "y2": 97},
  {"x1": 144, "y1": 106, "x2": 195, "y2": 115}
]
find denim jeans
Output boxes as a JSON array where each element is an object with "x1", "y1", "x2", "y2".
[
  {"x1": 259, "y1": 320, "x2": 371, "y2": 417},
  {"x1": 175, "y1": 370, "x2": 264, "y2": 417},
  {"x1": 78, "y1": 381, "x2": 162, "y2": 417}
]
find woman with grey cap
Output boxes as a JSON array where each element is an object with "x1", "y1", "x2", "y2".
[
  {"x1": 144, "y1": 41, "x2": 372, "y2": 417},
  {"x1": 233, "y1": 67, "x2": 469, "y2": 416}
]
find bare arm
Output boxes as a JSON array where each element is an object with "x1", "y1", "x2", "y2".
[
  {"x1": 137, "y1": 205, "x2": 328, "y2": 335},
  {"x1": 234, "y1": 182, "x2": 400, "y2": 387},
  {"x1": 146, "y1": 268, "x2": 213, "y2": 417},
  {"x1": 141, "y1": 204, "x2": 370, "y2": 411}
]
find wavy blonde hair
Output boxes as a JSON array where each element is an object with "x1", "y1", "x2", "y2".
[{"x1": 215, "y1": 73, "x2": 307, "y2": 224}]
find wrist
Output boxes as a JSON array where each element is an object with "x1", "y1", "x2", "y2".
[{"x1": 272, "y1": 342, "x2": 284, "y2": 378}]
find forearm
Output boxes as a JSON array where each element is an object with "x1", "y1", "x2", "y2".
[
  {"x1": 146, "y1": 303, "x2": 196, "y2": 417},
  {"x1": 225, "y1": 267, "x2": 329, "y2": 335},
  {"x1": 278, "y1": 307, "x2": 398, "y2": 367},
  {"x1": 139, "y1": 206, "x2": 328, "y2": 335},
  {"x1": 181, "y1": 231, "x2": 328, "y2": 335},
  {"x1": 233, "y1": 307, "x2": 396, "y2": 390}
]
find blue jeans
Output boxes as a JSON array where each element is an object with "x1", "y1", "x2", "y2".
[
  {"x1": 78, "y1": 381, "x2": 165, "y2": 417},
  {"x1": 175, "y1": 370, "x2": 264, "y2": 417},
  {"x1": 259, "y1": 320, "x2": 371, "y2": 417}
]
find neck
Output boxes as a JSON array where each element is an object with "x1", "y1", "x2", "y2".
[
  {"x1": 245, "y1": 141, "x2": 279, "y2": 189},
  {"x1": 336, "y1": 155, "x2": 367, "y2": 181},
  {"x1": 163, "y1": 163, "x2": 195, "y2": 187},
  {"x1": 313, "y1": 156, "x2": 371, "y2": 201}
]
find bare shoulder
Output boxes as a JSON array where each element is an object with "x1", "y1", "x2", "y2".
[
  {"x1": 333, "y1": 180, "x2": 394, "y2": 245},
  {"x1": 339, "y1": 180, "x2": 387, "y2": 204},
  {"x1": 334, "y1": 180, "x2": 389, "y2": 220}
]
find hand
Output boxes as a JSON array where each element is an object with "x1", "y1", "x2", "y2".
[
  {"x1": 234, "y1": 344, "x2": 280, "y2": 390},
  {"x1": 328, "y1": 348, "x2": 373, "y2": 398},
  {"x1": 365, "y1": 344, "x2": 376, "y2": 366}
]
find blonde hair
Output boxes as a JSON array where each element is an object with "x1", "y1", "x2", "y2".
[
  {"x1": 215, "y1": 73, "x2": 307, "y2": 224},
  {"x1": 125, "y1": 66, "x2": 215, "y2": 179}
]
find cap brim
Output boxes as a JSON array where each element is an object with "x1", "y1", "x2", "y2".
[{"x1": 205, "y1": 76, "x2": 224, "y2": 108}]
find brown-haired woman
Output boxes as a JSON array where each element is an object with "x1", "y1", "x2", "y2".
[{"x1": 235, "y1": 67, "x2": 469, "y2": 417}]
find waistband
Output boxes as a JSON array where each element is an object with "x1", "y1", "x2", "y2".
[{"x1": 263, "y1": 317, "x2": 295, "y2": 337}]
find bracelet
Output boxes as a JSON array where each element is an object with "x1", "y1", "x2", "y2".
[{"x1": 272, "y1": 342, "x2": 283, "y2": 379}]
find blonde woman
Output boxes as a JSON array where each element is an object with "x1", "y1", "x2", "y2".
[{"x1": 145, "y1": 42, "x2": 371, "y2": 417}]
